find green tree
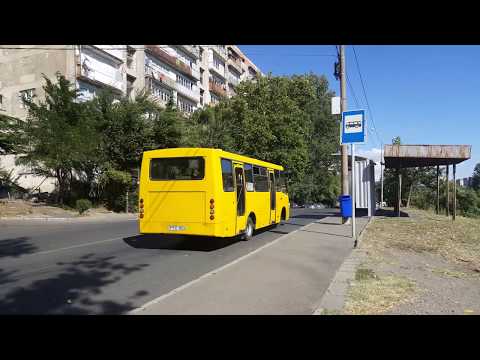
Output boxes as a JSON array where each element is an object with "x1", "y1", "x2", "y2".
[
  {"x1": 472, "y1": 163, "x2": 480, "y2": 191},
  {"x1": 0, "y1": 114, "x2": 25, "y2": 155},
  {"x1": 188, "y1": 73, "x2": 339, "y2": 205},
  {"x1": 18, "y1": 73, "x2": 100, "y2": 204}
]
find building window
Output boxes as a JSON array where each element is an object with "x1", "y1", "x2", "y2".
[
  {"x1": 0, "y1": 94, "x2": 3, "y2": 109},
  {"x1": 200, "y1": 69, "x2": 204, "y2": 84},
  {"x1": 210, "y1": 75, "x2": 225, "y2": 87},
  {"x1": 176, "y1": 74, "x2": 194, "y2": 90},
  {"x1": 213, "y1": 55, "x2": 225, "y2": 71},
  {"x1": 151, "y1": 84, "x2": 172, "y2": 103},
  {"x1": 177, "y1": 96, "x2": 195, "y2": 114},
  {"x1": 210, "y1": 93, "x2": 220, "y2": 105},
  {"x1": 19, "y1": 88, "x2": 35, "y2": 109},
  {"x1": 176, "y1": 48, "x2": 194, "y2": 68}
]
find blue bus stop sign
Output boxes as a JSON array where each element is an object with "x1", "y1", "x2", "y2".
[{"x1": 341, "y1": 110, "x2": 366, "y2": 144}]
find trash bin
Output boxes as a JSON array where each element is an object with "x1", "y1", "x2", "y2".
[{"x1": 339, "y1": 195, "x2": 352, "y2": 217}]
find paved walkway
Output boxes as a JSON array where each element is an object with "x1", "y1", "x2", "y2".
[{"x1": 131, "y1": 213, "x2": 370, "y2": 315}]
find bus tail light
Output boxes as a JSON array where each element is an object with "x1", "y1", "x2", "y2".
[
  {"x1": 140, "y1": 213, "x2": 144, "y2": 219},
  {"x1": 210, "y1": 215, "x2": 215, "y2": 220},
  {"x1": 210, "y1": 209, "x2": 214, "y2": 214}
]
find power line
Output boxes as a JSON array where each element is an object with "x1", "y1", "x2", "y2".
[
  {"x1": 351, "y1": 45, "x2": 384, "y2": 147},
  {"x1": 346, "y1": 72, "x2": 361, "y2": 109}
]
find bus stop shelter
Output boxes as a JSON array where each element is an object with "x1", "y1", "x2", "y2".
[{"x1": 384, "y1": 144, "x2": 471, "y2": 219}]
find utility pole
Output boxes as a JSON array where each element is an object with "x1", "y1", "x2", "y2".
[
  {"x1": 339, "y1": 45, "x2": 349, "y2": 224},
  {"x1": 380, "y1": 145, "x2": 384, "y2": 208}
]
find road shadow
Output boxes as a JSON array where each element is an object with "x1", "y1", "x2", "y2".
[
  {"x1": 0, "y1": 253, "x2": 150, "y2": 314},
  {"x1": 375, "y1": 209, "x2": 410, "y2": 217},
  {"x1": 0, "y1": 269, "x2": 17, "y2": 286},
  {"x1": 0, "y1": 237, "x2": 38, "y2": 259},
  {"x1": 123, "y1": 234, "x2": 242, "y2": 252}
]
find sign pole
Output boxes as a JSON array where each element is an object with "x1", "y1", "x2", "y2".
[{"x1": 352, "y1": 143, "x2": 357, "y2": 246}]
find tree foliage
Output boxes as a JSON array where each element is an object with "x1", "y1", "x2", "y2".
[{"x1": 188, "y1": 73, "x2": 340, "y2": 205}]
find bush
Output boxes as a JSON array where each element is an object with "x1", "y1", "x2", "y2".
[
  {"x1": 76, "y1": 198, "x2": 92, "y2": 214},
  {"x1": 99, "y1": 169, "x2": 132, "y2": 212}
]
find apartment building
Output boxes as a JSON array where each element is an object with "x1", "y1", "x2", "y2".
[{"x1": 0, "y1": 45, "x2": 262, "y2": 192}]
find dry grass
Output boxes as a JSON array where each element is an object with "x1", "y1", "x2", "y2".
[
  {"x1": 361, "y1": 208, "x2": 480, "y2": 271},
  {"x1": 344, "y1": 268, "x2": 416, "y2": 315}
]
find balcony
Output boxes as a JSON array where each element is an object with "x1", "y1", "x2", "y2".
[
  {"x1": 227, "y1": 56, "x2": 243, "y2": 75},
  {"x1": 144, "y1": 65, "x2": 176, "y2": 89},
  {"x1": 176, "y1": 84, "x2": 200, "y2": 104},
  {"x1": 209, "y1": 62, "x2": 226, "y2": 79},
  {"x1": 210, "y1": 45, "x2": 227, "y2": 61},
  {"x1": 145, "y1": 45, "x2": 199, "y2": 81},
  {"x1": 76, "y1": 55, "x2": 125, "y2": 94},
  {"x1": 174, "y1": 45, "x2": 200, "y2": 59},
  {"x1": 227, "y1": 73, "x2": 240, "y2": 87},
  {"x1": 90, "y1": 45, "x2": 125, "y2": 62},
  {"x1": 209, "y1": 80, "x2": 227, "y2": 98}
]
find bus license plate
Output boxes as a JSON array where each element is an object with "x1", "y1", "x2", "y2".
[{"x1": 168, "y1": 225, "x2": 186, "y2": 231}]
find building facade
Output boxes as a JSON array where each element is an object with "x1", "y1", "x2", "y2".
[{"x1": 0, "y1": 45, "x2": 262, "y2": 193}]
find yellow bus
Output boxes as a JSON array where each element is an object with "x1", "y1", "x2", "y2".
[{"x1": 138, "y1": 148, "x2": 290, "y2": 240}]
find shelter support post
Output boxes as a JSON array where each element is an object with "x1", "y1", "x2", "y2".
[
  {"x1": 397, "y1": 166, "x2": 402, "y2": 217},
  {"x1": 453, "y1": 164, "x2": 456, "y2": 221},
  {"x1": 436, "y1": 165, "x2": 440, "y2": 215},
  {"x1": 446, "y1": 165, "x2": 450, "y2": 217}
]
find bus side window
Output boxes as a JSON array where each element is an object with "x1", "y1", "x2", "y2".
[
  {"x1": 276, "y1": 170, "x2": 287, "y2": 193},
  {"x1": 253, "y1": 166, "x2": 269, "y2": 192},
  {"x1": 221, "y1": 159, "x2": 234, "y2": 192},
  {"x1": 245, "y1": 164, "x2": 254, "y2": 191}
]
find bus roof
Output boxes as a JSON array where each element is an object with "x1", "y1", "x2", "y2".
[{"x1": 143, "y1": 148, "x2": 284, "y2": 170}]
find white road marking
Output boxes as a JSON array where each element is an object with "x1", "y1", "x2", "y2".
[
  {"x1": 25, "y1": 235, "x2": 137, "y2": 257},
  {"x1": 128, "y1": 222, "x2": 315, "y2": 314}
]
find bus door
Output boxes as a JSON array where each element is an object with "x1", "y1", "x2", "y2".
[
  {"x1": 269, "y1": 170, "x2": 276, "y2": 224},
  {"x1": 233, "y1": 163, "x2": 247, "y2": 235}
]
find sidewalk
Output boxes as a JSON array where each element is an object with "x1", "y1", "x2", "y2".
[{"x1": 131, "y1": 213, "x2": 370, "y2": 315}]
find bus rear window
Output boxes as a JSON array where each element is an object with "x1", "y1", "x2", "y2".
[{"x1": 150, "y1": 157, "x2": 205, "y2": 180}]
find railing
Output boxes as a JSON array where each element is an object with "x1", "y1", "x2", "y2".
[
  {"x1": 174, "y1": 45, "x2": 200, "y2": 59},
  {"x1": 209, "y1": 80, "x2": 227, "y2": 97},
  {"x1": 91, "y1": 45, "x2": 125, "y2": 62},
  {"x1": 209, "y1": 61, "x2": 226, "y2": 78},
  {"x1": 76, "y1": 55, "x2": 125, "y2": 93},
  {"x1": 145, "y1": 45, "x2": 194, "y2": 79},
  {"x1": 211, "y1": 45, "x2": 227, "y2": 60},
  {"x1": 227, "y1": 56, "x2": 243, "y2": 75},
  {"x1": 176, "y1": 83, "x2": 200, "y2": 103},
  {"x1": 144, "y1": 65, "x2": 177, "y2": 89},
  {"x1": 227, "y1": 74, "x2": 240, "y2": 86}
]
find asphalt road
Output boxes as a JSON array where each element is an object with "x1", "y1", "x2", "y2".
[{"x1": 0, "y1": 207, "x2": 337, "y2": 314}]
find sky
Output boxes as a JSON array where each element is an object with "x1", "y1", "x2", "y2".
[{"x1": 238, "y1": 45, "x2": 479, "y2": 181}]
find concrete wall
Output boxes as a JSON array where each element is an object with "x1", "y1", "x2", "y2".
[{"x1": 0, "y1": 45, "x2": 69, "y2": 120}]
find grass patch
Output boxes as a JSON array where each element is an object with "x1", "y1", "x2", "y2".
[
  {"x1": 344, "y1": 271, "x2": 416, "y2": 315},
  {"x1": 429, "y1": 267, "x2": 480, "y2": 279},
  {"x1": 362, "y1": 209, "x2": 480, "y2": 268}
]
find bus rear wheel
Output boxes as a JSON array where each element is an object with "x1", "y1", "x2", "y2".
[{"x1": 244, "y1": 217, "x2": 255, "y2": 241}]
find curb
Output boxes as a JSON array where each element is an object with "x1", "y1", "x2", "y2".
[{"x1": 313, "y1": 215, "x2": 374, "y2": 315}]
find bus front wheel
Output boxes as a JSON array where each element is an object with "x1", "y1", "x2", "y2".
[{"x1": 244, "y1": 217, "x2": 255, "y2": 241}]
